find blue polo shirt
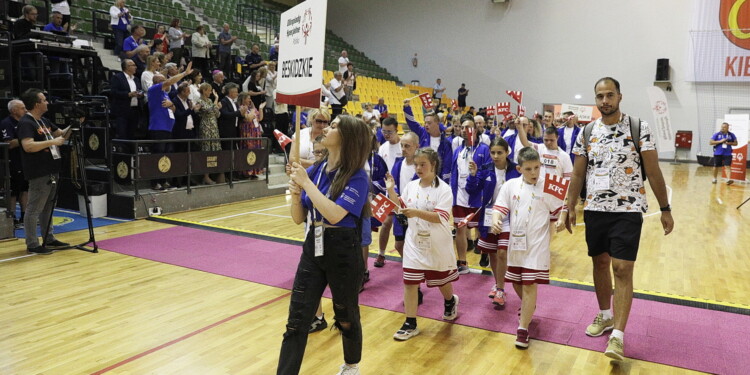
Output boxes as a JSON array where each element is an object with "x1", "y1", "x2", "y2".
[
  {"x1": 148, "y1": 83, "x2": 175, "y2": 132},
  {"x1": 123, "y1": 36, "x2": 145, "y2": 54},
  {"x1": 711, "y1": 131, "x2": 737, "y2": 156},
  {"x1": 301, "y1": 163, "x2": 368, "y2": 228},
  {"x1": 43, "y1": 23, "x2": 64, "y2": 32}
]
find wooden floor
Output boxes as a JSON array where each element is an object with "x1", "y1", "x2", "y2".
[{"x1": 1, "y1": 162, "x2": 746, "y2": 374}]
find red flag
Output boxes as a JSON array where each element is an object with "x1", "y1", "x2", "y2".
[
  {"x1": 456, "y1": 210, "x2": 478, "y2": 229},
  {"x1": 418, "y1": 92, "x2": 434, "y2": 109},
  {"x1": 543, "y1": 173, "x2": 570, "y2": 201},
  {"x1": 506, "y1": 90, "x2": 523, "y2": 104},
  {"x1": 274, "y1": 129, "x2": 292, "y2": 148},
  {"x1": 451, "y1": 99, "x2": 458, "y2": 111},
  {"x1": 517, "y1": 104, "x2": 526, "y2": 117},
  {"x1": 466, "y1": 127, "x2": 475, "y2": 147},
  {"x1": 496, "y1": 102, "x2": 511, "y2": 115},
  {"x1": 370, "y1": 193, "x2": 397, "y2": 223},
  {"x1": 485, "y1": 105, "x2": 496, "y2": 116}
]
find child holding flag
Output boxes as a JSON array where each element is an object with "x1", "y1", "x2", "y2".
[
  {"x1": 386, "y1": 147, "x2": 459, "y2": 341},
  {"x1": 491, "y1": 147, "x2": 567, "y2": 349}
]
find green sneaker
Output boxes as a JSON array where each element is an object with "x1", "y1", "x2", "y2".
[
  {"x1": 585, "y1": 313, "x2": 614, "y2": 337},
  {"x1": 605, "y1": 336, "x2": 625, "y2": 361}
]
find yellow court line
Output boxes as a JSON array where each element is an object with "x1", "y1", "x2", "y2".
[{"x1": 156, "y1": 215, "x2": 750, "y2": 311}]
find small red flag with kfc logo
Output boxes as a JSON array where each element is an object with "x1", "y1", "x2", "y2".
[
  {"x1": 497, "y1": 102, "x2": 511, "y2": 115},
  {"x1": 451, "y1": 99, "x2": 458, "y2": 111},
  {"x1": 466, "y1": 126, "x2": 475, "y2": 147},
  {"x1": 543, "y1": 173, "x2": 570, "y2": 201},
  {"x1": 371, "y1": 193, "x2": 398, "y2": 223},
  {"x1": 506, "y1": 90, "x2": 523, "y2": 104},
  {"x1": 418, "y1": 92, "x2": 434, "y2": 109},
  {"x1": 517, "y1": 104, "x2": 526, "y2": 117},
  {"x1": 485, "y1": 105, "x2": 496, "y2": 116},
  {"x1": 274, "y1": 129, "x2": 292, "y2": 148}
]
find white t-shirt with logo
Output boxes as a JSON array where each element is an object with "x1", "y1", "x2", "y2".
[
  {"x1": 401, "y1": 178, "x2": 456, "y2": 271},
  {"x1": 378, "y1": 141, "x2": 403, "y2": 171},
  {"x1": 530, "y1": 143, "x2": 573, "y2": 180},
  {"x1": 572, "y1": 115, "x2": 655, "y2": 213}
]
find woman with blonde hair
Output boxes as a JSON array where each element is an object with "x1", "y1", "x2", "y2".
[
  {"x1": 290, "y1": 108, "x2": 331, "y2": 168},
  {"x1": 140, "y1": 55, "x2": 160, "y2": 94},
  {"x1": 196, "y1": 82, "x2": 223, "y2": 184}
]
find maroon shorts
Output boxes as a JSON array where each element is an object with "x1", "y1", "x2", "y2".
[
  {"x1": 403, "y1": 268, "x2": 459, "y2": 287},
  {"x1": 452, "y1": 205, "x2": 478, "y2": 228},
  {"x1": 477, "y1": 232, "x2": 510, "y2": 253},
  {"x1": 505, "y1": 266, "x2": 550, "y2": 285}
]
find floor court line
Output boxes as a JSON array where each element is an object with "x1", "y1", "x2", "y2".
[
  {"x1": 89, "y1": 291, "x2": 291, "y2": 375},
  {"x1": 201, "y1": 203, "x2": 290, "y2": 223},
  {"x1": 0, "y1": 254, "x2": 35, "y2": 263}
]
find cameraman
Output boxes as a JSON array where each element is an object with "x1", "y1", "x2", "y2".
[{"x1": 17, "y1": 89, "x2": 71, "y2": 255}]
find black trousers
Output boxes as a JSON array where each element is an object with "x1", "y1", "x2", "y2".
[
  {"x1": 277, "y1": 226, "x2": 364, "y2": 375},
  {"x1": 330, "y1": 104, "x2": 343, "y2": 120}
]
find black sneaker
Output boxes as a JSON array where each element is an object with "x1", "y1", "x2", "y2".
[
  {"x1": 27, "y1": 246, "x2": 53, "y2": 255},
  {"x1": 468, "y1": 238, "x2": 476, "y2": 252},
  {"x1": 46, "y1": 239, "x2": 69, "y2": 248},
  {"x1": 309, "y1": 314, "x2": 327, "y2": 333},
  {"x1": 479, "y1": 253, "x2": 489, "y2": 267}
]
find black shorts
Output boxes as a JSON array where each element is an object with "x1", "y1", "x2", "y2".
[
  {"x1": 714, "y1": 155, "x2": 732, "y2": 167},
  {"x1": 583, "y1": 211, "x2": 643, "y2": 261},
  {"x1": 10, "y1": 170, "x2": 28, "y2": 197}
]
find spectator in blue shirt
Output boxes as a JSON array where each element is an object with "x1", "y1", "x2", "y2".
[
  {"x1": 710, "y1": 122, "x2": 739, "y2": 184},
  {"x1": 218, "y1": 23, "x2": 237, "y2": 75},
  {"x1": 121, "y1": 25, "x2": 147, "y2": 59}
]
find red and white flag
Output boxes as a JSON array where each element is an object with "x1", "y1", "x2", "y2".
[
  {"x1": 496, "y1": 102, "x2": 511, "y2": 115},
  {"x1": 451, "y1": 99, "x2": 458, "y2": 111},
  {"x1": 517, "y1": 104, "x2": 526, "y2": 117},
  {"x1": 466, "y1": 127, "x2": 475, "y2": 147},
  {"x1": 418, "y1": 92, "x2": 434, "y2": 109},
  {"x1": 485, "y1": 105, "x2": 496, "y2": 116},
  {"x1": 456, "y1": 209, "x2": 479, "y2": 229},
  {"x1": 370, "y1": 193, "x2": 398, "y2": 223},
  {"x1": 506, "y1": 90, "x2": 523, "y2": 104},
  {"x1": 543, "y1": 173, "x2": 570, "y2": 201},
  {"x1": 274, "y1": 129, "x2": 292, "y2": 148}
]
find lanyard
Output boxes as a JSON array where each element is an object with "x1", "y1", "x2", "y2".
[
  {"x1": 33, "y1": 117, "x2": 54, "y2": 141},
  {"x1": 311, "y1": 162, "x2": 327, "y2": 222}
]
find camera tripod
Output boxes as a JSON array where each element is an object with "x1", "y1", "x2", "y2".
[{"x1": 41, "y1": 127, "x2": 98, "y2": 253}]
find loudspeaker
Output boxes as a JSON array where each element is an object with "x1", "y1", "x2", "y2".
[{"x1": 656, "y1": 58, "x2": 670, "y2": 81}]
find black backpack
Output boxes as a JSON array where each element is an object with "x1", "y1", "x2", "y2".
[{"x1": 581, "y1": 116, "x2": 647, "y2": 181}]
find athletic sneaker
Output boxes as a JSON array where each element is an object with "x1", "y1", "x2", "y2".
[
  {"x1": 479, "y1": 253, "x2": 489, "y2": 267},
  {"x1": 443, "y1": 294, "x2": 459, "y2": 321},
  {"x1": 586, "y1": 313, "x2": 614, "y2": 337},
  {"x1": 335, "y1": 363, "x2": 360, "y2": 375},
  {"x1": 374, "y1": 255, "x2": 386, "y2": 267},
  {"x1": 493, "y1": 289, "x2": 506, "y2": 306},
  {"x1": 727, "y1": 180, "x2": 734, "y2": 185},
  {"x1": 309, "y1": 314, "x2": 327, "y2": 333},
  {"x1": 515, "y1": 328, "x2": 530, "y2": 349},
  {"x1": 457, "y1": 261, "x2": 470, "y2": 275},
  {"x1": 46, "y1": 239, "x2": 69, "y2": 248},
  {"x1": 604, "y1": 336, "x2": 625, "y2": 361},
  {"x1": 488, "y1": 284, "x2": 498, "y2": 299},
  {"x1": 27, "y1": 246, "x2": 52, "y2": 255},
  {"x1": 393, "y1": 321, "x2": 420, "y2": 341},
  {"x1": 712, "y1": 179, "x2": 717, "y2": 184}
]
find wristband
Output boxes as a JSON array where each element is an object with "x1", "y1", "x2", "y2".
[{"x1": 660, "y1": 205, "x2": 671, "y2": 212}]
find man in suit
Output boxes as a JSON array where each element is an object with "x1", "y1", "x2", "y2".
[
  {"x1": 218, "y1": 82, "x2": 244, "y2": 151},
  {"x1": 171, "y1": 82, "x2": 199, "y2": 187},
  {"x1": 210, "y1": 70, "x2": 225, "y2": 102},
  {"x1": 110, "y1": 59, "x2": 144, "y2": 152}
]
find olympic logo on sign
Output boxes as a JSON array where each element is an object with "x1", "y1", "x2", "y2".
[{"x1": 720, "y1": 0, "x2": 750, "y2": 50}]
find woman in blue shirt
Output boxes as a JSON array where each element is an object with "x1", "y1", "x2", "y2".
[{"x1": 280, "y1": 115, "x2": 372, "y2": 375}]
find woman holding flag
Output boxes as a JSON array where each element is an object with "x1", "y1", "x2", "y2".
[
  {"x1": 280, "y1": 115, "x2": 372, "y2": 375},
  {"x1": 386, "y1": 147, "x2": 459, "y2": 341},
  {"x1": 451, "y1": 116, "x2": 490, "y2": 274}
]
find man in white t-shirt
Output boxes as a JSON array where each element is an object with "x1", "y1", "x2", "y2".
[
  {"x1": 378, "y1": 118, "x2": 402, "y2": 171},
  {"x1": 433, "y1": 78, "x2": 445, "y2": 108},
  {"x1": 338, "y1": 50, "x2": 349, "y2": 74},
  {"x1": 328, "y1": 72, "x2": 345, "y2": 119}
]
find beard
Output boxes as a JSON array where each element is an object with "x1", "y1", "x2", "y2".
[{"x1": 598, "y1": 104, "x2": 619, "y2": 116}]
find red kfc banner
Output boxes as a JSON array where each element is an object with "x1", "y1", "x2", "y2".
[
  {"x1": 419, "y1": 92, "x2": 434, "y2": 109},
  {"x1": 517, "y1": 104, "x2": 526, "y2": 117},
  {"x1": 466, "y1": 127, "x2": 475, "y2": 147},
  {"x1": 506, "y1": 90, "x2": 523, "y2": 104},
  {"x1": 274, "y1": 129, "x2": 292, "y2": 148},
  {"x1": 497, "y1": 102, "x2": 511, "y2": 115},
  {"x1": 543, "y1": 173, "x2": 570, "y2": 201},
  {"x1": 371, "y1": 193, "x2": 398, "y2": 223},
  {"x1": 485, "y1": 105, "x2": 496, "y2": 116}
]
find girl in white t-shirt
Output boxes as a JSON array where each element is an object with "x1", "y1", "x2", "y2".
[
  {"x1": 491, "y1": 147, "x2": 566, "y2": 349},
  {"x1": 386, "y1": 147, "x2": 459, "y2": 341}
]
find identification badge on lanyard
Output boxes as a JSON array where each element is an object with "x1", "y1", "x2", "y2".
[
  {"x1": 510, "y1": 230, "x2": 527, "y2": 252},
  {"x1": 314, "y1": 225, "x2": 324, "y2": 257},
  {"x1": 483, "y1": 207, "x2": 494, "y2": 228},
  {"x1": 416, "y1": 230, "x2": 431, "y2": 251},
  {"x1": 50, "y1": 145, "x2": 62, "y2": 160},
  {"x1": 592, "y1": 168, "x2": 610, "y2": 191}
]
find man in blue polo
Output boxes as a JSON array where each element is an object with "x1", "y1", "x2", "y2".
[{"x1": 710, "y1": 122, "x2": 738, "y2": 185}]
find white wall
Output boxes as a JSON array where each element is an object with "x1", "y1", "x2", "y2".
[{"x1": 327, "y1": 0, "x2": 699, "y2": 158}]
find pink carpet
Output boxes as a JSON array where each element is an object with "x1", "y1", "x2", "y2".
[{"x1": 98, "y1": 226, "x2": 749, "y2": 374}]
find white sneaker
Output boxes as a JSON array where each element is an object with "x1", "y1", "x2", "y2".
[
  {"x1": 335, "y1": 363, "x2": 360, "y2": 375},
  {"x1": 393, "y1": 321, "x2": 420, "y2": 341},
  {"x1": 443, "y1": 294, "x2": 459, "y2": 321}
]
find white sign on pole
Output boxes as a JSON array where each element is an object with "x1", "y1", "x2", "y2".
[
  {"x1": 646, "y1": 86, "x2": 675, "y2": 154},
  {"x1": 276, "y1": 0, "x2": 327, "y2": 108},
  {"x1": 560, "y1": 103, "x2": 594, "y2": 122}
]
